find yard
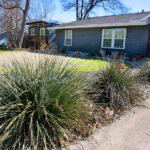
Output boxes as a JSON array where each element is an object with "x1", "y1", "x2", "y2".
[
  {"x1": 1, "y1": 1, "x2": 150, "y2": 149},
  {"x1": 0, "y1": 51, "x2": 130, "y2": 72},
  {"x1": 1, "y1": 51, "x2": 148, "y2": 150},
  {"x1": 0, "y1": 51, "x2": 107, "y2": 72}
]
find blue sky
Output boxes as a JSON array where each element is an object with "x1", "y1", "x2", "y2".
[{"x1": 51, "y1": 0, "x2": 150, "y2": 23}]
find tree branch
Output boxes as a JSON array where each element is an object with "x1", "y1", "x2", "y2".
[
  {"x1": 0, "y1": 4, "x2": 24, "y2": 12},
  {"x1": 60, "y1": 0, "x2": 128, "y2": 20}
]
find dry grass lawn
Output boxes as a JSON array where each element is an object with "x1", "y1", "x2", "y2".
[{"x1": 0, "y1": 51, "x2": 109, "y2": 72}]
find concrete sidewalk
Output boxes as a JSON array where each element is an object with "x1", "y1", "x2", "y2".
[{"x1": 67, "y1": 99, "x2": 150, "y2": 150}]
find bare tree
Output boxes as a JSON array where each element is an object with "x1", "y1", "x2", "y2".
[
  {"x1": 29, "y1": 0, "x2": 54, "y2": 20},
  {"x1": 18, "y1": 0, "x2": 30, "y2": 48},
  {"x1": 0, "y1": 0, "x2": 23, "y2": 47},
  {"x1": 0, "y1": 0, "x2": 54, "y2": 48},
  {"x1": 0, "y1": 0, "x2": 30, "y2": 48},
  {"x1": 61, "y1": 0, "x2": 128, "y2": 20}
]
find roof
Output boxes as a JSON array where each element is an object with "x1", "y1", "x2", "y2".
[
  {"x1": 27, "y1": 19, "x2": 62, "y2": 25},
  {"x1": 49, "y1": 11, "x2": 150, "y2": 30}
]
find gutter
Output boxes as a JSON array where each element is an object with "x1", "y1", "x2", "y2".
[{"x1": 47, "y1": 22, "x2": 148, "y2": 30}]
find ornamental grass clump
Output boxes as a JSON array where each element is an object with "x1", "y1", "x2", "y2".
[
  {"x1": 87, "y1": 61, "x2": 140, "y2": 109},
  {"x1": 0, "y1": 56, "x2": 95, "y2": 150},
  {"x1": 139, "y1": 61, "x2": 150, "y2": 82}
]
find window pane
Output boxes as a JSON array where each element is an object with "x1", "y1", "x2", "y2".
[
  {"x1": 66, "y1": 30, "x2": 71, "y2": 38},
  {"x1": 115, "y1": 29, "x2": 125, "y2": 39},
  {"x1": 103, "y1": 39, "x2": 112, "y2": 47},
  {"x1": 114, "y1": 39, "x2": 124, "y2": 48},
  {"x1": 104, "y1": 29, "x2": 112, "y2": 39},
  {"x1": 66, "y1": 39, "x2": 71, "y2": 45}
]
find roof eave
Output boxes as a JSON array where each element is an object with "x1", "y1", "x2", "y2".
[
  {"x1": 48, "y1": 22, "x2": 148, "y2": 30},
  {"x1": 27, "y1": 21, "x2": 50, "y2": 25}
]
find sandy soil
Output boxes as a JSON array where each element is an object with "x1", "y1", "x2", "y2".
[{"x1": 66, "y1": 98, "x2": 150, "y2": 150}]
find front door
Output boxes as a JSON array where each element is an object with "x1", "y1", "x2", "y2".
[
  {"x1": 40, "y1": 28, "x2": 45, "y2": 36},
  {"x1": 40, "y1": 28, "x2": 47, "y2": 50}
]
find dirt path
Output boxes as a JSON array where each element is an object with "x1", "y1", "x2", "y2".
[{"x1": 68, "y1": 99, "x2": 150, "y2": 150}]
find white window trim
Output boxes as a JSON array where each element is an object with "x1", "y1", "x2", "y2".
[
  {"x1": 101, "y1": 28, "x2": 127, "y2": 50},
  {"x1": 64, "y1": 30, "x2": 72, "y2": 46}
]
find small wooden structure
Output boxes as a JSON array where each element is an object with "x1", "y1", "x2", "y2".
[
  {"x1": 22, "y1": 19, "x2": 59, "y2": 50},
  {"x1": 22, "y1": 36, "x2": 49, "y2": 50}
]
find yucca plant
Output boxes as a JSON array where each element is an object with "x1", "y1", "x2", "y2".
[
  {"x1": 0, "y1": 56, "x2": 95, "y2": 150},
  {"x1": 86, "y1": 61, "x2": 140, "y2": 109},
  {"x1": 139, "y1": 61, "x2": 150, "y2": 82}
]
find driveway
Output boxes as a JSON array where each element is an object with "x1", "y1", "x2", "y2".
[{"x1": 67, "y1": 98, "x2": 150, "y2": 150}]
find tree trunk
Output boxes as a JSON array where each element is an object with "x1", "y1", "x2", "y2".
[
  {"x1": 18, "y1": 0, "x2": 30, "y2": 48},
  {"x1": 80, "y1": 0, "x2": 84, "y2": 20},
  {"x1": 76, "y1": 0, "x2": 79, "y2": 20}
]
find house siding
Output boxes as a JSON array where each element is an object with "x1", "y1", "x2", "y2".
[
  {"x1": 56, "y1": 25, "x2": 150, "y2": 57},
  {"x1": 125, "y1": 26, "x2": 149, "y2": 56},
  {"x1": 56, "y1": 28, "x2": 101, "y2": 52}
]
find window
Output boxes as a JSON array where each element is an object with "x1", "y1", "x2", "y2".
[
  {"x1": 65, "y1": 30, "x2": 72, "y2": 46},
  {"x1": 30, "y1": 28, "x2": 35, "y2": 36},
  {"x1": 103, "y1": 29, "x2": 113, "y2": 48},
  {"x1": 102, "y1": 29, "x2": 126, "y2": 49}
]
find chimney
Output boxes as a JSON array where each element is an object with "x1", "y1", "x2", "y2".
[{"x1": 142, "y1": 9, "x2": 144, "y2": 13}]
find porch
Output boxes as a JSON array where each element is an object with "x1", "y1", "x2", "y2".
[{"x1": 22, "y1": 36, "x2": 49, "y2": 50}]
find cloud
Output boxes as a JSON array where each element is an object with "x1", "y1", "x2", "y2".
[{"x1": 51, "y1": 0, "x2": 76, "y2": 23}]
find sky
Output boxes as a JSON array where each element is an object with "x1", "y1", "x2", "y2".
[{"x1": 51, "y1": 0, "x2": 150, "y2": 23}]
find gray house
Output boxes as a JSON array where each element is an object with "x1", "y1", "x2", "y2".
[{"x1": 50, "y1": 11, "x2": 150, "y2": 57}]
